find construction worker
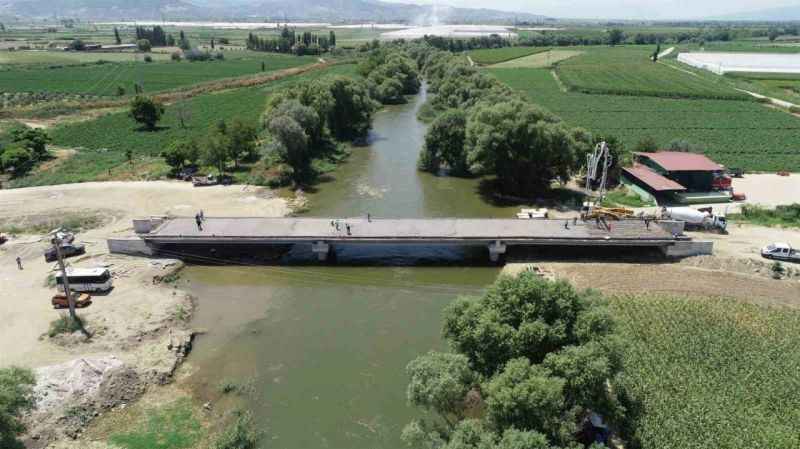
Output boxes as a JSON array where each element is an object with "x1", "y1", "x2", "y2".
[
  {"x1": 195, "y1": 213, "x2": 203, "y2": 231},
  {"x1": 346, "y1": 224, "x2": 352, "y2": 235},
  {"x1": 564, "y1": 220, "x2": 569, "y2": 230},
  {"x1": 199, "y1": 210, "x2": 205, "y2": 221},
  {"x1": 16, "y1": 256, "x2": 23, "y2": 270}
]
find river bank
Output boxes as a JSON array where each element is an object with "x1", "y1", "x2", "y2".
[{"x1": 0, "y1": 181, "x2": 289, "y2": 446}]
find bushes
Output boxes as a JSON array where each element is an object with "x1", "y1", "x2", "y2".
[
  {"x1": 48, "y1": 314, "x2": 86, "y2": 337},
  {"x1": 0, "y1": 367, "x2": 36, "y2": 449},
  {"x1": 213, "y1": 411, "x2": 261, "y2": 449},
  {"x1": 732, "y1": 203, "x2": 800, "y2": 228}
]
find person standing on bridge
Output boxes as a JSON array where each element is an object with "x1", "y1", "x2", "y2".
[
  {"x1": 199, "y1": 210, "x2": 205, "y2": 221},
  {"x1": 195, "y1": 213, "x2": 203, "y2": 231},
  {"x1": 346, "y1": 224, "x2": 352, "y2": 235},
  {"x1": 16, "y1": 256, "x2": 23, "y2": 270}
]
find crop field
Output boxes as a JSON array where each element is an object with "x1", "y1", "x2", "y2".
[
  {"x1": 467, "y1": 46, "x2": 549, "y2": 65},
  {"x1": 491, "y1": 49, "x2": 582, "y2": 68},
  {"x1": 488, "y1": 67, "x2": 800, "y2": 171},
  {"x1": 610, "y1": 295, "x2": 800, "y2": 449},
  {"x1": 11, "y1": 63, "x2": 358, "y2": 187},
  {"x1": 0, "y1": 53, "x2": 318, "y2": 97},
  {"x1": 0, "y1": 50, "x2": 173, "y2": 65},
  {"x1": 555, "y1": 46, "x2": 750, "y2": 100}
]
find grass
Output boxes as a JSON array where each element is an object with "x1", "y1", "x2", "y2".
[
  {"x1": 0, "y1": 53, "x2": 318, "y2": 97},
  {"x1": 487, "y1": 66, "x2": 800, "y2": 172},
  {"x1": 490, "y1": 49, "x2": 582, "y2": 68},
  {"x1": 0, "y1": 211, "x2": 106, "y2": 234},
  {"x1": 10, "y1": 63, "x2": 358, "y2": 188},
  {"x1": 467, "y1": 46, "x2": 549, "y2": 65},
  {"x1": 601, "y1": 187, "x2": 655, "y2": 207},
  {"x1": 109, "y1": 399, "x2": 203, "y2": 449},
  {"x1": 555, "y1": 46, "x2": 749, "y2": 100},
  {"x1": 213, "y1": 411, "x2": 261, "y2": 449},
  {"x1": 0, "y1": 50, "x2": 172, "y2": 65},
  {"x1": 48, "y1": 314, "x2": 86, "y2": 338},
  {"x1": 728, "y1": 203, "x2": 800, "y2": 228},
  {"x1": 610, "y1": 295, "x2": 800, "y2": 449}
]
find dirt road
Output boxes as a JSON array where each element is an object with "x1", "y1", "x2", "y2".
[{"x1": 0, "y1": 181, "x2": 288, "y2": 368}]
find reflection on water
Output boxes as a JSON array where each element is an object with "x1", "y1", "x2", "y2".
[{"x1": 183, "y1": 266, "x2": 498, "y2": 449}]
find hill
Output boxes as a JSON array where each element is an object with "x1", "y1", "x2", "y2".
[
  {"x1": 0, "y1": 0, "x2": 545, "y2": 23},
  {"x1": 715, "y1": 5, "x2": 800, "y2": 21}
]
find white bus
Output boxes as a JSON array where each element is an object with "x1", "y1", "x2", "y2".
[{"x1": 56, "y1": 268, "x2": 113, "y2": 293}]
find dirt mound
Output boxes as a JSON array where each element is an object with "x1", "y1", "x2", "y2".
[{"x1": 26, "y1": 356, "x2": 146, "y2": 446}]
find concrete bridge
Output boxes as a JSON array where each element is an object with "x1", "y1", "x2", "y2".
[{"x1": 110, "y1": 216, "x2": 711, "y2": 263}]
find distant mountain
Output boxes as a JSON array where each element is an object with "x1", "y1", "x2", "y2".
[
  {"x1": 0, "y1": 0, "x2": 546, "y2": 23},
  {"x1": 0, "y1": 0, "x2": 201, "y2": 20},
  {"x1": 713, "y1": 5, "x2": 800, "y2": 21}
]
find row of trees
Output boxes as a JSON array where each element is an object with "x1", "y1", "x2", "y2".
[
  {"x1": 358, "y1": 47, "x2": 421, "y2": 104},
  {"x1": 0, "y1": 125, "x2": 51, "y2": 176},
  {"x1": 415, "y1": 45, "x2": 596, "y2": 196},
  {"x1": 403, "y1": 271, "x2": 628, "y2": 449},
  {"x1": 262, "y1": 75, "x2": 378, "y2": 184},
  {"x1": 133, "y1": 26, "x2": 175, "y2": 47},
  {"x1": 161, "y1": 119, "x2": 259, "y2": 175},
  {"x1": 246, "y1": 27, "x2": 336, "y2": 56}
]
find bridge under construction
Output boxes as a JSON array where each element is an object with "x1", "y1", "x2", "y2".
[{"x1": 108, "y1": 216, "x2": 712, "y2": 263}]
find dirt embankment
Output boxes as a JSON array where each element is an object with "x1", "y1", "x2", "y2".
[{"x1": 0, "y1": 181, "x2": 288, "y2": 447}]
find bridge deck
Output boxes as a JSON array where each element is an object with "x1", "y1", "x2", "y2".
[{"x1": 145, "y1": 217, "x2": 677, "y2": 246}]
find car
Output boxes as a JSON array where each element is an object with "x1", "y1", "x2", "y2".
[
  {"x1": 51, "y1": 293, "x2": 92, "y2": 309},
  {"x1": 177, "y1": 166, "x2": 199, "y2": 181},
  {"x1": 761, "y1": 242, "x2": 800, "y2": 263},
  {"x1": 44, "y1": 243, "x2": 86, "y2": 263}
]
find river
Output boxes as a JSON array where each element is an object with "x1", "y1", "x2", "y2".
[{"x1": 181, "y1": 85, "x2": 530, "y2": 448}]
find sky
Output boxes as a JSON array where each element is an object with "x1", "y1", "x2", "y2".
[{"x1": 380, "y1": 0, "x2": 796, "y2": 20}]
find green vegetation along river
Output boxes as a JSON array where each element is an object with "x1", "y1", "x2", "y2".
[{"x1": 182, "y1": 85, "x2": 526, "y2": 448}]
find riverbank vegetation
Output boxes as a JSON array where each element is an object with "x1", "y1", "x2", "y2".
[
  {"x1": 403, "y1": 271, "x2": 627, "y2": 448},
  {"x1": 258, "y1": 45, "x2": 420, "y2": 185},
  {"x1": 415, "y1": 45, "x2": 594, "y2": 196},
  {"x1": 729, "y1": 203, "x2": 800, "y2": 228},
  {"x1": 0, "y1": 366, "x2": 36, "y2": 449}
]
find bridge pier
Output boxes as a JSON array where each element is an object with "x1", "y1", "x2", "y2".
[
  {"x1": 311, "y1": 241, "x2": 331, "y2": 261},
  {"x1": 488, "y1": 240, "x2": 507, "y2": 263}
]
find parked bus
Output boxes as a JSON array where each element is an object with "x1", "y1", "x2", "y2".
[{"x1": 56, "y1": 268, "x2": 113, "y2": 293}]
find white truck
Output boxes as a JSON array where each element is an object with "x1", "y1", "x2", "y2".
[
  {"x1": 661, "y1": 207, "x2": 727, "y2": 232},
  {"x1": 761, "y1": 243, "x2": 800, "y2": 263}
]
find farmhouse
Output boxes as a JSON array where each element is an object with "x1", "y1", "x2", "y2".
[{"x1": 622, "y1": 152, "x2": 732, "y2": 204}]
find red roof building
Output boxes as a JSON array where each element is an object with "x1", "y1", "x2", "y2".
[{"x1": 621, "y1": 151, "x2": 732, "y2": 204}]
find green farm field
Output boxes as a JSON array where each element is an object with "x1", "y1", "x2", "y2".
[
  {"x1": 611, "y1": 295, "x2": 800, "y2": 449},
  {"x1": 0, "y1": 52, "x2": 318, "y2": 97},
  {"x1": 11, "y1": 63, "x2": 358, "y2": 187},
  {"x1": 491, "y1": 49, "x2": 582, "y2": 68},
  {"x1": 0, "y1": 50, "x2": 172, "y2": 65},
  {"x1": 488, "y1": 67, "x2": 800, "y2": 171},
  {"x1": 555, "y1": 46, "x2": 750, "y2": 100},
  {"x1": 467, "y1": 46, "x2": 549, "y2": 65}
]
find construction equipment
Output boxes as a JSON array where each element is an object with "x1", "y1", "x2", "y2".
[
  {"x1": 516, "y1": 208, "x2": 549, "y2": 219},
  {"x1": 582, "y1": 206, "x2": 635, "y2": 220},
  {"x1": 583, "y1": 141, "x2": 614, "y2": 219},
  {"x1": 661, "y1": 206, "x2": 727, "y2": 232}
]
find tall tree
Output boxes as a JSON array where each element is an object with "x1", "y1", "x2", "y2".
[
  {"x1": 128, "y1": 96, "x2": 164, "y2": 131},
  {"x1": 268, "y1": 116, "x2": 310, "y2": 184},
  {"x1": 608, "y1": 29, "x2": 625, "y2": 46}
]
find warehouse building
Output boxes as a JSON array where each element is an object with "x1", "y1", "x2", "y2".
[{"x1": 621, "y1": 152, "x2": 732, "y2": 204}]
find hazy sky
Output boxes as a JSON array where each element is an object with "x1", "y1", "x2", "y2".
[{"x1": 382, "y1": 0, "x2": 794, "y2": 20}]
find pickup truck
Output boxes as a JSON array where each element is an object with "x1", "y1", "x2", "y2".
[{"x1": 761, "y1": 243, "x2": 800, "y2": 263}]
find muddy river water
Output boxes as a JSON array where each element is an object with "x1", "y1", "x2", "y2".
[{"x1": 181, "y1": 85, "x2": 531, "y2": 448}]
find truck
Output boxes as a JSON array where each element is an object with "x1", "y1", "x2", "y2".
[
  {"x1": 761, "y1": 243, "x2": 800, "y2": 263},
  {"x1": 660, "y1": 207, "x2": 727, "y2": 232}
]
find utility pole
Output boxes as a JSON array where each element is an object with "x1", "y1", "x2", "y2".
[
  {"x1": 52, "y1": 233, "x2": 90, "y2": 337},
  {"x1": 52, "y1": 235, "x2": 76, "y2": 321}
]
